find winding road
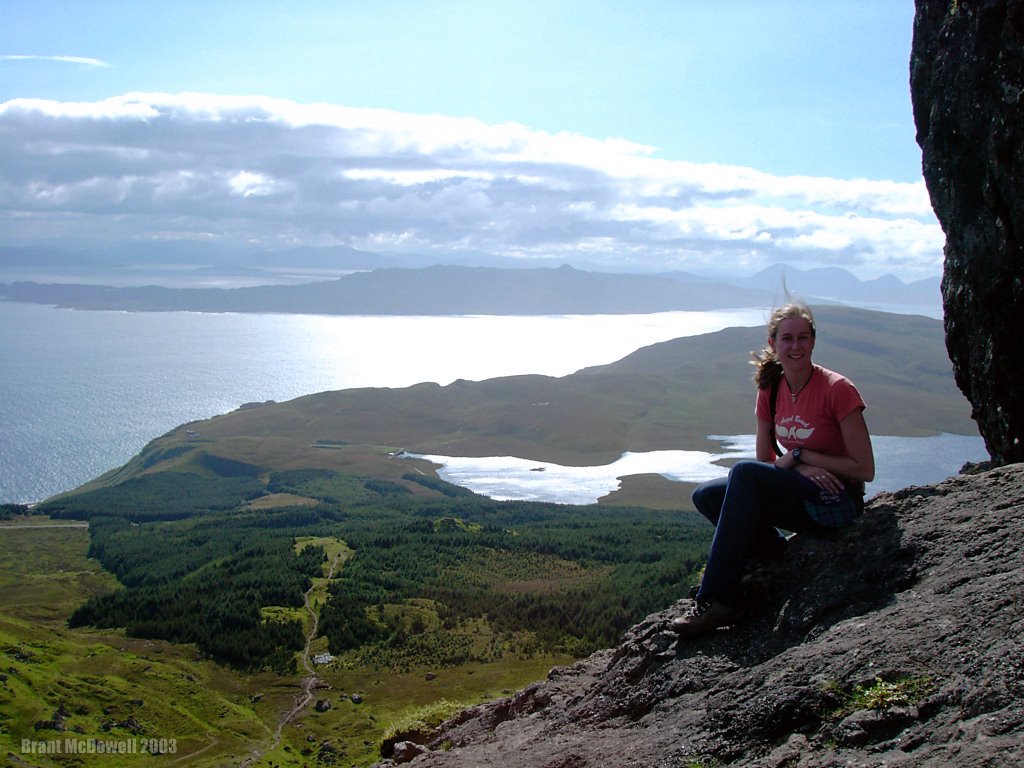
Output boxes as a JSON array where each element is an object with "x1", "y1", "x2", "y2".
[{"x1": 240, "y1": 548, "x2": 346, "y2": 768}]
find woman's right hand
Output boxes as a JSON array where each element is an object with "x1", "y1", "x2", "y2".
[{"x1": 796, "y1": 462, "x2": 842, "y2": 494}]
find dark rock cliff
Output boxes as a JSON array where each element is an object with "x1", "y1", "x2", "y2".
[
  {"x1": 377, "y1": 464, "x2": 1024, "y2": 767},
  {"x1": 910, "y1": 0, "x2": 1024, "y2": 464}
]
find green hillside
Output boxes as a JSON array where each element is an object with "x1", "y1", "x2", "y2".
[
  {"x1": 73, "y1": 305, "x2": 970, "y2": 505},
  {"x1": 0, "y1": 520, "x2": 575, "y2": 767}
]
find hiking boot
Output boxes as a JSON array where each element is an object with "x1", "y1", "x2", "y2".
[{"x1": 669, "y1": 598, "x2": 743, "y2": 636}]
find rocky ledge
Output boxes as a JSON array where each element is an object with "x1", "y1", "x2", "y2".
[{"x1": 377, "y1": 463, "x2": 1024, "y2": 767}]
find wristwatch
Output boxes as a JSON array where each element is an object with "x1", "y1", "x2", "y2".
[{"x1": 791, "y1": 448, "x2": 802, "y2": 463}]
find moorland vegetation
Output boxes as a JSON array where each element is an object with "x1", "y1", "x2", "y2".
[{"x1": 37, "y1": 459, "x2": 711, "y2": 675}]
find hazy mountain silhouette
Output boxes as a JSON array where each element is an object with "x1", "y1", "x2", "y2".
[{"x1": 1, "y1": 260, "x2": 938, "y2": 315}]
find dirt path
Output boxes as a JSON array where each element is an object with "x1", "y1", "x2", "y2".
[{"x1": 240, "y1": 549, "x2": 346, "y2": 768}]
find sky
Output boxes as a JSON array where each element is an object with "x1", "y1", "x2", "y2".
[{"x1": 0, "y1": 0, "x2": 944, "y2": 281}]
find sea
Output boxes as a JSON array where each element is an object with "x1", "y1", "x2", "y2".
[{"x1": 0, "y1": 300, "x2": 986, "y2": 506}]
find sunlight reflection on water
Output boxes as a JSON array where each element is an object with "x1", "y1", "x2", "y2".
[
  {"x1": 405, "y1": 433, "x2": 987, "y2": 505},
  {"x1": 0, "y1": 303, "x2": 769, "y2": 503}
]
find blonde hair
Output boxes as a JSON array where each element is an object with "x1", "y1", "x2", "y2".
[{"x1": 751, "y1": 302, "x2": 816, "y2": 389}]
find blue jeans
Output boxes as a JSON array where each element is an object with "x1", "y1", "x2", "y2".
[{"x1": 692, "y1": 460, "x2": 823, "y2": 604}]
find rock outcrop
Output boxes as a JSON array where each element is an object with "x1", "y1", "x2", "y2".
[
  {"x1": 910, "y1": 0, "x2": 1024, "y2": 464},
  {"x1": 376, "y1": 464, "x2": 1024, "y2": 767}
]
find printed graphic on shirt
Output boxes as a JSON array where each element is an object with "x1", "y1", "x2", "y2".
[{"x1": 778, "y1": 415, "x2": 815, "y2": 442}]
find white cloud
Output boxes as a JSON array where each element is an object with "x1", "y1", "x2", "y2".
[
  {"x1": 0, "y1": 92, "x2": 943, "y2": 280},
  {"x1": 228, "y1": 171, "x2": 281, "y2": 198},
  {"x1": 2, "y1": 54, "x2": 111, "y2": 68}
]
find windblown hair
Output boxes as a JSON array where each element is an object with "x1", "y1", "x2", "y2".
[{"x1": 751, "y1": 302, "x2": 816, "y2": 389}]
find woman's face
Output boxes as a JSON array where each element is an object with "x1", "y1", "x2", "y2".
[{"x1": 770, "y1": 317, "x2": 815, "y2": 371}]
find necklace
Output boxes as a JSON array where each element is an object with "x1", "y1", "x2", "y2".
[{"x1": 786, "y1": 367, "x2": 814, "y2": 402}]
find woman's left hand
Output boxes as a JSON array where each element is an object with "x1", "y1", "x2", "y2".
[{"x1": 797, "y1": 463, "x2": 842, "y2": 493}]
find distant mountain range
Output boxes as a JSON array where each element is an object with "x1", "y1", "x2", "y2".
[
  {"x1": 661, "y1": 263, "x2": 940, "y2": 308},
  {"x1": 0, "y1": 261, "x2": 940, "y2": 315}
]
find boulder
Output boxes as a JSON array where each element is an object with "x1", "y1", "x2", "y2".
[{"x1": 392, "y1": 741, "x2": 430, "y2": 763}]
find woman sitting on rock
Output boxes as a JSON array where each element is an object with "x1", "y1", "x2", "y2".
[{"x1": 672, "y1": 302, "x2": 875, "y2": 636}]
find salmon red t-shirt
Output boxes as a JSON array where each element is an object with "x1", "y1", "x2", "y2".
[{"x1": 755, "y1": 365, "x2": 866, "y2": 458}]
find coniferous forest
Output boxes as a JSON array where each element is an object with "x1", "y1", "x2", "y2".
[{"x1": 39, "y1": 456, "x2": 711, "y2": 672}]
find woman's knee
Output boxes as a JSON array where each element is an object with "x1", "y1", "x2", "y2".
[
  {"x1": 726, "y1": 459, "x2": 766, "y2": 485},
  {"x1": 691, "y1": 481, "x2": 714, "y2": 510},
  {"x1": 691, "y1": 478, "x2": 726, "y2": 523}
]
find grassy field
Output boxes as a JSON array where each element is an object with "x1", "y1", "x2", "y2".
[
  {"x1": 0, "y1": 522, "x2": 271, "y2": 766},
  {"x1": 0, "y1": 521, "x2": 572, "y2": 767},
  {"x1": 253, "y1": 656, "x2": 564, "y2": 767}
]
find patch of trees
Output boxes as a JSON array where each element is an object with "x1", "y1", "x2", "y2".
[
  {"x1": 52, "y1": 466, "x2": 712, "y2": 671},
  {"x1": 38, "y1": 473, "x2": 264, "y2": 522},
  {"x1": 317, "y1": 499, "x2": 710, "y2": 657},
  {"x1": 268, "y1": 468, "x2": 383, "y2": 504},
  {"x1": 140, "y1": 444, "x2": 195, "y2": 469},
  {"x1": 267, "y1": 468, "x2": 337, "y2": 493},
  {"x1": 68, "y1": 511, "x2": 325, "y2": 670},
  {"x1": 363, "y1": 479, "x2": 411, "y2": 495},
  {"x1": 317, "y1": 585, "x2": 386, "y2": 651},
  {"x1": 196, "y1": 452, "x2": 264, "y2": 478},
  {"x1": 1, "y1": 503, "x2": 33, "y2": 520},
  {"x1": 402, "y1": 472, "x2": 475, "y2": 497}
]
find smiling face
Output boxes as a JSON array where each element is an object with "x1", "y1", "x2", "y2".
[{"x1": 769, "y1": 316, "x2": 816, "y2": 375}]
